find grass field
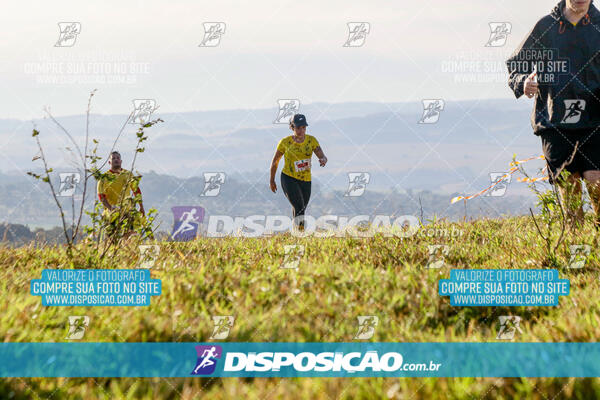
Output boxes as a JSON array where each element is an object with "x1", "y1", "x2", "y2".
[{"x1": 2, "y1": 216, "x2": 600, "y2": 399}]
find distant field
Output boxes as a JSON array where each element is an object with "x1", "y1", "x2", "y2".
[{"x1": 1, "y1": 216, "x2": 600, "y2": 399}]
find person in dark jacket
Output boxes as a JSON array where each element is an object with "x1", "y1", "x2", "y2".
[{"x1": 506, "y1": 0, "x2": 600, "y2": 226}]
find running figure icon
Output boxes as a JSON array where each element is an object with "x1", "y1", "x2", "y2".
[
  {"x1": 193, "y1": 346, "x2": 218, "y2": 374},
  {"x1": 171, "y1": 209, "x2": 200, "y2": 239},
  {"x1": 170, "y1": 206, "x2": 205, "y2": 241}
]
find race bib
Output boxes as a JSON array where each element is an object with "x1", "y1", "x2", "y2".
[{"x1": 294, "y1": 158, "x2": 311, "y2": 172}]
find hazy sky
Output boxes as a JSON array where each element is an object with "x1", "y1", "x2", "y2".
[{"x1": 0, "y1": 0, "x2": 557, "y2": 119}]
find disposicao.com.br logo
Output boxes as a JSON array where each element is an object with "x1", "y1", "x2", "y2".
[
  {"x1": 190, "y1": 346, "x2": 442, "y2": 377},
  {"x1": 204, "y1": 214, "x2": 462, "y2": 238}
]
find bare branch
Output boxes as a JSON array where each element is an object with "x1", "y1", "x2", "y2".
[
  {"x1": 44, "y1": 107, "x2": 85, "y2": 166},
  {"x1": 33, "y1": 134, "x2": 71, "y2": 247},
  {"x1": 73, "y1": 89, "x2": 97, "y2": 240},
  {"x1": 96, "y1": 110, "x2": 136, "y2": 172}
]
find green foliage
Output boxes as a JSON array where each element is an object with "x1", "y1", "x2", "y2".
[
  {"x1": 26, "y1": 91, "x2": 162, "y2": 263},
  {"x1": 81, "y1": 118, "x2": 162, "y2": 263},
  {"x1": 1, "y1": 217, "x2": 599, "y2": 398},
  {"x1": 517, "y1": 157, "x2": 592, "y2": 267}
]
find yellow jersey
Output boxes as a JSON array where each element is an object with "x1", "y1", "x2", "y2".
[
  {"x1": 97, "y1": 169, "x2": 139, "y2": 207},
  {"x1": 276, "y1": 134, "x2": 320, "y2": 182}
]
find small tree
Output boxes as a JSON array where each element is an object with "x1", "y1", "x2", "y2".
[
  {"x1": 86, "y1": 119, "x2": 162, "y2": 259},
  {"x1": 28, "y1": 90, "x2": 161, "y2": 260}
]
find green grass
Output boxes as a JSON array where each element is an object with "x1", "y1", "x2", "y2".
[{"x1": 1, "y1": 216, "x2": 600, "y2": 399}]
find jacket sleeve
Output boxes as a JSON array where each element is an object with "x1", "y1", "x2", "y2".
[{"x1": 506, "y1": 20, "x2": 544, "y2": 99}]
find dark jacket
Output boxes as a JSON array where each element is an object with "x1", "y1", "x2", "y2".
[{"x1": 506, "y1": 0, "x2": 600, "y2": 134}]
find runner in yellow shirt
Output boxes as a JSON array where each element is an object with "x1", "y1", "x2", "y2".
[
  {"x1": 97, "y1": 151, "x2": 146, "y2": 238},
  {"x1": 270, "y1": 114, "x2": 328, "y2": 231}
]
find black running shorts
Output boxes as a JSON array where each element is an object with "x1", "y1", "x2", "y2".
[{"x1": 540, "y1": 127, "x2": 600, "y2": 184}]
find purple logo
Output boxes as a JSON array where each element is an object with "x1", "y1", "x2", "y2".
[
  {"x1": 191, "y1": 345, "x2": 222, "y2": 375},
  {"x1": 171, "y1": 206, "x2": 205, "y2": 241}
]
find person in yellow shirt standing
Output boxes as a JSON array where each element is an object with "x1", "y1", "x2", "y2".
[
  {"x1": 97, "y1": 151, "x2": 146, "y2": 238},
  {"x1": 270, "y1": 114, "x2": 328, "y2": 231}
]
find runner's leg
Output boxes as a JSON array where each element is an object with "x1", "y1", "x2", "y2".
[
  {"x1": 557, "y1": 172, "x2": 584, "y2": 227},
  {"x1": 580, "y1": 128, "x2": 600, "y2": 228},
  {"x1": 296, "y1": 180, "x2": 312, "y2": 230},
  {"x1": 583, "y1": 170, "x2": 600, "y2": 228},
  {"x1": 280, "y1": 173, "x2": 305, "y2": 226},
  {"x1": 541, "y1": 129, "x2": 584, "y2": 227}
]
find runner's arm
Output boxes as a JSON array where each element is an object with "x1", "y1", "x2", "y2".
[
  {"x1": 314, "y1": 146, "x2": 327, "y2": 167},
  {"x1": 506, "y1": 21, "x2": 542, "y2": 99},
  {"x1": 270, "y1": 150, "x2": 284, "y2": 192},
  {"x1": 132, "y1": 187, "x2": 145, "y2": 216},
  {"x1": 129, "y1": 174, "x2": 145, "y2": 216},
  {"x1": 270, "y1": 150, "x2": 284, "y2": 181},
  {"x1": 98, "y1": 193, "x2": 112, "y2": 211},
  {"x1": 97, "y1": 179, "x2": 112, "y2": 211}
]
